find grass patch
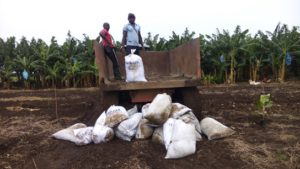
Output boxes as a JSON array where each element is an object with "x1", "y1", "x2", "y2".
[{"x1": 275, "y1": 150, "x2": 289, "y2": 161}]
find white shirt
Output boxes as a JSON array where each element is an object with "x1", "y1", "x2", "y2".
[{"x1": 123, "y1": 23, "x2": 141, "y2": 46}]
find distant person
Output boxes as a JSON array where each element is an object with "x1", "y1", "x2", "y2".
[
  {"x1": 121, "y1": 13, "x2": 144, "y2": 55},
  {"x1": 100, "y1": 22, "x2": 121, "y2": 80}
]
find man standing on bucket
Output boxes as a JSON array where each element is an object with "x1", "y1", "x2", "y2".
[
  {"x1": 121, "y1": 13, "x2": 144, "y2": 55},
  {"x1": 100, "y1": 22, "x2": 122, "y2": 80}
]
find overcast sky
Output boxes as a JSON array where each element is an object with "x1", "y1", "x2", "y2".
[{"x1": 0, "y1": 0, "x2": 299, "y2": 44}]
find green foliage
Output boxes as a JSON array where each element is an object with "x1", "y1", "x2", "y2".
[
  {"x1": 0, "y1": 31, "x2": 99, "y2": 88},
  {"x1": 144, "y1": 33, "x2": 167, "y2": 51},
  {"x1": 201, "y1": 75, "x2": 217, "y2": 85},
  {"x1": 201, "y1": 24, "x2": 300, "y2": 83},
  {"x1": 144, "y1": 28, "x2": 195, "y2": 51},
  {"x1": 275, "y1": 150, "x2": 289, "y2": 161},
  {"x1": 266, "y1": 24, "x2": 300, "y2": 82},
  {"x1": 0, "y1": 24, "x2": 299, "y2": 89},
  {"x1": 256, "y1": 94, "x2": 273, "y2": 114},
  {"x1": 249, "y1": 94, "x2": 273, "y2": 126},
  {"x1": 0, "y1": 62, "x2": 18, "y2": 88},
  {"x1": 166, "y1": 28, "x2": 195, "y2": 50},
  {"x1": 204, "y1": 26, "x2": 250, "y2": 83}
]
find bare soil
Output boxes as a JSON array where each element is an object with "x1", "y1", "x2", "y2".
[{"x1": 0, "y1": 82, "x2": 299, "y2": 169}]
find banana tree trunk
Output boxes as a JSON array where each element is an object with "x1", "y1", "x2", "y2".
[
  {"x1": 3, "y1": 82, "x2": 9, "y2": 89},
  {"x1": 229, "y1": 54, "x2": 235, "y2": 84},
  {"x1": 254, "y1": 59, "x2": 260, "y2": 81},
  {"x1": 40, "y1": 75, "x2": 46, "y2": 88},
  {"x1": 253, "y1": 68, "x2": 257, "y2": 81},
  {"x1": 279, "y1": 49, "x2": 286, "y2": 82},
  {"x1": 271, "y1": 54, "x2": 277, "y2": 80},
  {"x1": 24, "y1": 81, "x2": 30, "y2": 89},
  {"x1": 87, "y1": 75, "x2": 92, "y2": 87},
  {"x1": 52, "y1": 79, "x2": 56, "y2": 88},
  {"x1": 250, "y1": 69, "x2": 252, "y2": 81},
  {"x1": 73, "y1": 77, "x2": 77, "y2": 88},
  {"x1": 65, "y1": 80, "x2": 70, "y2": 88}
]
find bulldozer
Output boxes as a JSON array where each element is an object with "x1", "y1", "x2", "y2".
[{"x1": 92, "y1": 38, "x2": 201, "y2": 120}]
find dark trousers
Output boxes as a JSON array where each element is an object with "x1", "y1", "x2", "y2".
[
  {"x1": 125, "y1": 45, "x2": 140, "y2": 55},
  {"x1": 104, "y1": 46, "x2": 121, "y2": 79}
]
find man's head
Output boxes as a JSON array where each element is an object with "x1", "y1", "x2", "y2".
[
  {"x1": 103, "y1": 22, "x2": 110, "y2": 31},
  {"x1": 128, "y1": 13, "x2": 135, "y2": 24}
]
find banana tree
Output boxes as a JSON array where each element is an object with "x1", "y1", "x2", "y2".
[
  {"x1": 77, "y1": 35, "x2": 95, "y2": 87},
  {"x1": 0, "y1": 37, "x2": 17, "y2": 88},
  {"x1": 46, "y1": 61, "x2": 62, "y2": 88},
  {"x1": 203, "y1": 32, "x2": 229, "y2": 83},
  {"x1": 64, "y1": 60, "x2": 81, "y2": 87},
  {"x1": 166, "y1": 28, "x2": 195, "y2": 49},
  {"x1": 61, "y1": 31, "x2": 80, "y2": 87},
  {"x1": 30, "y1": 39, "x2": 50, "y2": 88},
  {"x1": 13, "y1": 56, "x2": 36, "y2": 88},
  {"x1": 227, "y1": 26, "x2": 249, "y2": 84},
  {"x1": 47, "y1": 37, "x2": 64, "y2": 66},
  {"x1": 0, "y1": 38, "x2": 5, "y2": 68},
  {"x1": 0, "y1": 61, "x2": 17, "y2": 88},
  {"x1": 266, "y1": 23, "x2": 300, "y2": 82},
  {"x1": 211, "y1": 57, "x2": 230, "y2": 83},
  {"x1": 4, "y1": 37, "x2": 17, "y2": 61},
  {"x1": 91, "y1": 59, "x2": 99, "y2": 86},
  {"x1": 144, "y1": 33, "x2": 167, "y2": 51},
  {"x1": 207, "y1": 26, "x2": 249, "y2": 83},
  {"x1": 243, "y1": 31, "x2": 270, "y2": 81}
]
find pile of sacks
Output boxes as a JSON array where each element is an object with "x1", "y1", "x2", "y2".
[{"x1": 52, "y1": 93, "x2": 235, "y2": 159}]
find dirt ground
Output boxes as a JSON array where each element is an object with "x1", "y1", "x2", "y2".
[{"x1": 0, "y1": 82, "x2": 299, "y2": 169}]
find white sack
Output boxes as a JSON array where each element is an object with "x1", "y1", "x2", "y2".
[
  {"x1": 170, "y1": 103, "x2": 192, "y2": 119},
  {"x1": 141, "y1": 103, "x2": 150, "y2": 117},
  {"x1": 170, "y1": 103, "x2": 202, "y2": 141},
  {"x1": 73, "y1": 127, "x2": 94, "y2": 145},
  {"x1": 125, "y1": 50, "x2": 147, "y2": 82},
  {"x1": 152, "y1": 127, "x2": 164, "y2": 145},
  {"x1": 105, "y1": 105, "x2": 128, "y2": 128},
  {"x1": 127, "y1": 105, "x2": 138, "y2": 116},
  {"x1": 52, "y1": 123, "x2": 87, "y2": 144},
  {"x1": 163, "y1": 118, "x2": 175, "y2": 150},
  {"x1": 115, "y1": 113, "x2": 143, "y2": 141},
  {"x1": 200, "y1": 117, "x2": 235, "y2": 140},
  {"x1": 92, "y1": 125, "x2": 114, "y2": 144},
  {"x1": 95, "y1": 111, "x2": 106, "y2": 126},
  {"x1": 165, "y1": 119, "x2": 196, "y2": 159},
  {"x1": 92, "y1": 110, "x2": 114, "y2": 143},
  {"x1": 135, "y1": 119, "x2": 154, "y2": 139},
  {"x1": 143, "y1": 93, "x2": 172, "y2": 125},
  {"x1": 179, "y1": 112, "x2": 202, "y2": 141}
]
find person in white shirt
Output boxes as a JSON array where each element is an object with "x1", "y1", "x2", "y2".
[{"x1": 121, "y1": 13, "x2": 144, "y2": 55}]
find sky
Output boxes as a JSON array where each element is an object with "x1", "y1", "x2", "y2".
[{"x1": 0, "y1": 0, "x2": 299, "y2": 44}]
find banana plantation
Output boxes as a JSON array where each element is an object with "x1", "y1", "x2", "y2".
[{"x1": 0, "y1": 23, "x2": 299, "y2": 89}]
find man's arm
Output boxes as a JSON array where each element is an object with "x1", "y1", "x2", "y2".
[
  {"x1": 121, "y1": 31, "x2": 127, "y2": 47},
  {"x1": 138, "y1": 31, "x2": 144, "y2": 50},
  {"x1": 121, "y1": 31, "x2": 127, "y2": 53},
  {"x1": 100, "y1": 31, "x2": 110, "y2": 45}
]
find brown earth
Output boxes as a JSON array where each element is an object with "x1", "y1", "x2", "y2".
[{"x1": 0, "y1": 83, "x2": 299, "y2": 169}]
